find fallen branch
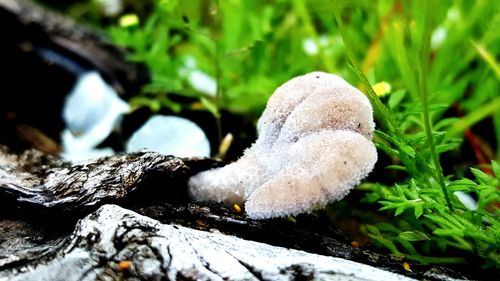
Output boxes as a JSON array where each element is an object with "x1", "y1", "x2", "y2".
[{"x1": 1, "y1": 204, "x2": 417, "y2": 281}]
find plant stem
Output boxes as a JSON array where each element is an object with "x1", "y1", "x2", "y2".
[
  {"x1": 333, "y1": 0, "x2": 425, "y2": 180},
  {"x1": 213, "y1": 0, "x2": 223, "y2": 144},
  {"x1": 214, "y1": 39, "x2": 223, "y2": 143},
  {"x1": 333, "y1": 0, "x2": 453, "y2": 194},
  {"x1": 448, "y1": 96, "x2": 500, "y2": 136},
  {"x1": 418, "y1": 0, "x2": 453, "y2": 211},
  {"x1": 293, "y1": 0, "x2": 336, "y2": 72},
  {"x1": 332, "y1": 1, "x2": 397, "y2": 135}
]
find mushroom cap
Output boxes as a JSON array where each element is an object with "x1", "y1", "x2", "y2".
[
  {"x1": 257, "y1": 72, "x2": 374, "y2": 148},
  {"x1": 188, "y1": 71, "x2": 377, "y2": 219}
]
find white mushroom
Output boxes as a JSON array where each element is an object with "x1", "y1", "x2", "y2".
[{"x1": 188, "y1": 71, "x2": 377, "y2": 219}]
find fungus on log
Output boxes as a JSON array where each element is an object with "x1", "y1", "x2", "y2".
[
  {"x1": 0, "y1": 147, "x2": 474, "y2": 281},
  {"x1": 189, "y1": 72, "x2": 377, "y2": 219}
]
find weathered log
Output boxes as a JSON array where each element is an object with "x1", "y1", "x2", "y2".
[
  {"x1": 0, "y1": 147, "x2": 475, "y2": 280},
  {"x1": 0, "y1": 146, "x2": 220, "y2": 214},
  {"x1": 1, "y1": 204, "x2": 417, "y2": 281}
]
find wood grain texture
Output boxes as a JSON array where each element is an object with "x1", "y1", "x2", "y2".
[{"x1": 1, "y1": 204, "x2": 416, "y2": 281}]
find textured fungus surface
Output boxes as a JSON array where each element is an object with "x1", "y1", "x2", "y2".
[{"x1": 189, "y1": 72, "x2": 378, "y2": 219}]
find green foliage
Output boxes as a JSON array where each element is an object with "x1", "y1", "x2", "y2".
[
  {"x1": 107, "y1": 1, "x2": 188, "y2": 112},
  {"x1": 334, "y1": 0, "x2": 500, "y2": 267},
  {"x1": 106, "y1": 0, "x2": 350, "y2": 115},
  {"x1": 58, "y1": 0, "x2": 500, "y2": 268},
  {"x1": 362, "y1": 169, "x2": 500, "y2": 266}
]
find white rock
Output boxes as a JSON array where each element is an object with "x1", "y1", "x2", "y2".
[
  {"x1": 188, "y1": 70, "x2": 217, "y2": 97},
  {"x1": 454, "y1": 191, "x2": 477, "y2": 210},
  {"x1": 180, "y1": 56, "x2": 217, "y2": 97},
  {"x1": 126, "y1": 115, "x2": 210, "y2": 157},
  {"x1": 96, "y1": 0, "x2": 123, "y2": 16},
  {"x1": 61, "y1": 71, "x2": 129, "y2": 162}
]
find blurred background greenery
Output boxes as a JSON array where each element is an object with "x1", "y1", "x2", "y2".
[{"x1": 37, "y1": 0, "x2": 499, "y2": 269}]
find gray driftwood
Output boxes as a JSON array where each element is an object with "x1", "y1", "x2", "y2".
[
  {"x1": 0, "y1": 146, "x2": 219, "y2": 212},
  {"x1": 1, "y1": 204, "x2": 416, "y2": 281},
  {"x1": 0, "y1": 147, "x2": 471, "y2": 280}
]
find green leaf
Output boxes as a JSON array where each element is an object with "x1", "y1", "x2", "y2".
[
  {"x1": 375, "y1": 130, "x2": 400, "y2": 146},
  {"x1": 365, "y1": 224, "x2": 379, "y2": 233},
  {"x1": 407, "y1": 179, "x2": 419, "y2": 199},
  {"x1": 434, "y1": 229, "x2": 463, "y2": 237},
  {"x1": 399, "y1": 231, "x2": 431, "y2": 241},
  {"x1": 492, "y1": 161, "x2": 500, "y2": 181},
  {"x1": 471, "y1": 40, "x2": 500, "y2": 79},
  {"x1": 434, "y1": 142, "x2": 461, "y2": 154},
  {"x1": 129, "y1": 96, "x2": 161, "y2": 112},
  {"x1": 425, "y1": 214, "x2": 455, "y2": 229},
  {"x1": 471, "y1": 168, "x2": 495, "y2": 186},
  {"x1": 375, "y1": 142, "x2": 399, "y2": 157},
  {"x1": 376, "y1": 223, "x2": 402, "y2": 233},
  {"x1": 388, "y1": 89, "x2": 406, "y2": 109},
  {"x1": 200, "y1": 97, "x2": 221, "y2": 118},
  {"x1": 414, "y1": 205, "x2": 424, "y2": 218},
  {"x1": 385, "y1": 165, "x2": 407, "y2": 171},
  {"x1": 396, "y1": 238, "x2": 418, "y2": 254},
  {"x1": 434, "y1": 118, "x2": 461, "y2": 131},
  {"x1": 395, "y1": 205, "x2": 406, "y2": 216},
  {"x1": 447, "y1": 179, "x2": 477, "y2": 192},
  {"x1": 399, "y1": 144, "x2": 416, "y2": 158}
]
